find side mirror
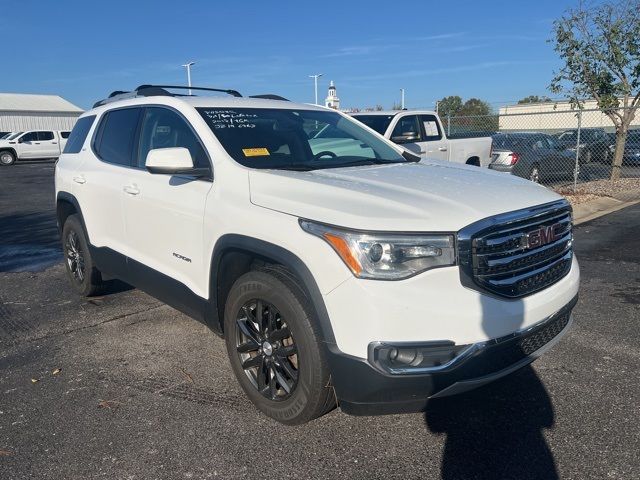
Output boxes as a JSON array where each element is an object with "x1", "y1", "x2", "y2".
[
  {"x1": 145, "y1": 147, "x2": 209, "y2": 177},
  {"x1": 391, "y1": 134, "x2": 419, "y2": 144},
  {"x1": 17, "y1": 137, "x2": 24, "y2": 143}
]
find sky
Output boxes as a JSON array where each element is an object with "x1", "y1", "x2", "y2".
[{"x1": 1, "y1": 0, "x2": 583, "y2": 111}]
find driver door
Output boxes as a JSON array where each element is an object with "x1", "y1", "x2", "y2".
[
  {"x1": 389, "y1": 115, "x2": 423, "y2": 155},
  {"x1": 122, "y1": 106, "x2": 213, "y2": 298}
]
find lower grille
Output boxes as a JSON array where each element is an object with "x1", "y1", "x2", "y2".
[
  {"x1": 457, "y1": 310, "x2": 571, "y2": 379},
  {"x1": 458, "y1": 200, "x2": 573, "y2": 298}
]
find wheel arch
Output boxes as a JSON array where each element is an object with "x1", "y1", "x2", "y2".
[
  {"x1": 0, "y1": 148, "x2": 18, "y2": 163},
  {"x1": 208, "y1": 234, "x2": 336, "y2": 344},
  {"x1": 465, "y1": 156, "x2": 480, "y2": 167},
  {"x1": 56, "y1": 192, "x2": 89, "y2": 239}
]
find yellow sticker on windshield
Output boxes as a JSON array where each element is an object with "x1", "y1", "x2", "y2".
[{"x1": 242, "y1": 148, "x2": 270, "y2": 157}]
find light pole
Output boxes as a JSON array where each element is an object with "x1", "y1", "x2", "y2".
[
  {"x1": 182, "y1": 61, "x2": 195, "y2": 95},
  {"x1": 309, "y1": 73, "x2": 323, "y2": 105},
  {"x1": 400, "y1": 88, "x2": 405, "y2": 109}
]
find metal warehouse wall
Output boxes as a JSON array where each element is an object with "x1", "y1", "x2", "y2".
[{"x1": 0, "y1": 111, "x2": 80, "y2": 131}]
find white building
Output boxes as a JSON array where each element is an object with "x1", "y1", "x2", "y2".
[
  {"x1": 324, "y1": 81, "x2": 340, "y2": 110},
  {"x1": 0, "y1": 93, "x2": 83, "y2": 133},
  {"x1": 499, "y1": 98, "x2": 640, "y2": 133}
]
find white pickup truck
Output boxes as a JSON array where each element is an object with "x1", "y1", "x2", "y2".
[
  {"x1": 0, "y1": 130, "x2": 70, "y2": 166},
  {"x1": 351, "y1": 110, "x2": 492, "y2": 167}
]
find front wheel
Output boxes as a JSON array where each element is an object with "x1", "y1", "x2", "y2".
[
  {"x1": 0, "y1": 151, "x2": 16, "y2": 166},
  {"x1": 224, "y1": 268, "x2": 335, "y2": 424}
]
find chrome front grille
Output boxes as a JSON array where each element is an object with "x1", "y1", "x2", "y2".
[{"x1": 458, "y1": 200, "x2": 573, "y2": 298}]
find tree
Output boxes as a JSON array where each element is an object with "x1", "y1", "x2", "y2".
[
  {"x1": 391, "y1": 101, "x2": 403, "y2": 110},
  {"x1": 518, "y1": 95, "x2": 552, "y2": 104},
  {"x1": 459, "y1": 98, "x2": 493, "y2": 116},
  {"x1": 549, "y1": 0, "x2": 640, "y2": 180},
  {"x1": 436, "y1": 95, "x2": 463, "y2": 117}
]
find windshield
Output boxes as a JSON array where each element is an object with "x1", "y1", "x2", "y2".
[
  {"x1": 351, "y1": 114, "x2": 395, "y2": 135},
  {"x1": 197, "y1": 108, "x2": 406, "y2": 170},
  {"x1": 5, "y1": 132, "x2": 23, "y2": 140}
]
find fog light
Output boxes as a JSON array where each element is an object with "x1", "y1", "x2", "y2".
[{"x1": 369, "y1": 341, "x2": 469, "y2": 374}]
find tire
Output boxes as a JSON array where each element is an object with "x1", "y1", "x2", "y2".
[
  {"x1": 0, "y1": 151, "x2": 16, "y2": 166},
  {"x1": 528, "y1": 164, "x2": 540, "y2": 183},
  {"x1": 224, "y1": 267, "x2": 335, "y2": 425},
  {"x1": 61, "y1": 214, "x2": 104, "y2": 296}
]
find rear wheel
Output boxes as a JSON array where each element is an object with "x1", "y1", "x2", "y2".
[
  {"x1": 224, "y1": 268, "x2": 335, "y2": 424},
  {"x1": 529, "y1": 164, "x2": 540, "y2": 183},
  {"x1": 62, "y1": 215, "x2": 104, "y2": 296},
  {"x1": 0, "y1": 151, "x2": 16, "y2": 166}
]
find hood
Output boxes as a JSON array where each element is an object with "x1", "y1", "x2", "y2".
[{"x1": 249, "y1": 159, "x2": 563, "y2": 232}]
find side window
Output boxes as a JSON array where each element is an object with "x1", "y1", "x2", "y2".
[
  {"x1": 137, "y1": 107, "x2": 209, "y2": 169},
  {"x1": 391, "y1": 116, "x2": 422, "y2": 142},
  {"x1": 21, "y1": 132, "x2": 38, "y2": 142},
  {"x1": 545, "y1": 137, "x2": 556, "y2": 149},
  {"x1": 420, "y1": 114, "x2": 442, "y2": 141},
  {"x1": 60, "y1": 132, "x2": 70, "y2": 139},
  {"x1": 532, "y1": 138, "x2": 546, "y2": 150},
  {"x1": 63, "y1": 116, "x2": 96, "y2": 154},
  {"x1": 94, "y1": 108, "x2": 142, "y2": 166},
  {"x1": 38, "y1": 131, "x2": 54, "y2": 141}
]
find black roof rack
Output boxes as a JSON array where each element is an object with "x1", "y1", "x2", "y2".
[
  {"x1": 249, "y1": 94, "x2": 290, "y2": 101},
  {"x1": 93, "y1": 84, "x2": 243, "y2": 108}
]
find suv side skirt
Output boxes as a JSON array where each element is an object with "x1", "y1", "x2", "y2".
[{"x1": 89, "y1": 245, "x2": 210, "y2": 325}]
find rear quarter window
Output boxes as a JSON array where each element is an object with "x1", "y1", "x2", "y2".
[{"x1": 63, "y1": 116, "x2": 96, "y2": 154}]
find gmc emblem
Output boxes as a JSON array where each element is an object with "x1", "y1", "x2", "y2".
[{"x1": 523, "y1": 223, "x2": 562, "y2": 249}]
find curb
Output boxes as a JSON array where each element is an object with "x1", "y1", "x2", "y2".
[{"x1": 573, "y1": 196, "x2": 640, "y2": 225}]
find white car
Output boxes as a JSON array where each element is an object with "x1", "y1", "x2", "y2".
[
  {"x1": 55, "y1": 85, "x2": 579, "y2": 424},
  {"x1": 351, "y1": 110, "x2": 493, "y2": 166},
  {"x1": 0, "y1": 130, "x2": 70, "y2": 166}
]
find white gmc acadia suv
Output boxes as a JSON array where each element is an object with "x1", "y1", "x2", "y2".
[{"x1": 55, "y1": 85, "x2": 580, "y2": 425}]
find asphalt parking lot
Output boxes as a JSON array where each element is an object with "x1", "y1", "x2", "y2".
[{"x1": 1, "y1": 162, "x2": 639, "y2": 480}]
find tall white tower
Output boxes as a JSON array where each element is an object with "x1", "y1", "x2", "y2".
[{"x1": 324, "y1": 81, "x2": 340, "y2": 110}]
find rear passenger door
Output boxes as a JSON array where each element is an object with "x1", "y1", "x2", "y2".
[
  {"x1": 36, "y1": 131, "x2": 60, "y2": 158},
  {"x1": 75, "y1": 107, "x2": 142, "y2": 256},
  {"x1": 122, "y1": 106, "x2": 212, "y2": 298},
  {"x1": 417, "y1": 114, "x2": 448, "y2": 161}
]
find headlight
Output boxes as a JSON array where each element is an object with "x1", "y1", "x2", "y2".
[{"x1": 300, "y1": 220, "x2": 456, "y2": 280}]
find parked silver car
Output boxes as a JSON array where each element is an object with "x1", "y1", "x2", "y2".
[{"x1": 489, "y1": 132, "x2": 576, "y2": 183}]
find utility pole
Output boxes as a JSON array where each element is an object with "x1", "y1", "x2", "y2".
[
  {"x1": 182, "y1": 61, "x2": 195, "y2": 95},
  {"x1": 400, "y1": 88, "x2": 405, "y2": 109},
  {"x1": 309, "y1": 74, "x2": 323, "y2": 105}
]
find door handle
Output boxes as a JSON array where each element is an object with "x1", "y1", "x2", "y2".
[
  {"x1": 52, "y1": 142, "x2": 58, "y2": 144},
  {"x1": 438, "y1": 147, "x2": 448, "y2": 152},
  {"x1": 72, "y1": 175, "x2": 86, "y2": 184},
  {"x1": 123, "y1": 184, "x2": 140, "y2": 195}
]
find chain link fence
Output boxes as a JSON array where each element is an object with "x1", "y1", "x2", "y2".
[{"x1": 442, "y1": 107, "x2": 640, "y2": 190}]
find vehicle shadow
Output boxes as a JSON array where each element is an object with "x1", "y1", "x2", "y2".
[
  {"x1": 424, "y1": 293, "x2": 558, "y2": 479},
  {"x1": 425, "y1": 366, "x2": 556, "y2": 479}
]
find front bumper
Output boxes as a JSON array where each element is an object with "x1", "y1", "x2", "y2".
[{"x1": 327, "y1": 295, "x2": 577, "y2": 416}]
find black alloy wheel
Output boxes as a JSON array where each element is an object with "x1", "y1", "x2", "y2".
[
  {"x1": 235, "y1": 299, "x2": 298, "y2": 400},
  {"x1": 65, "y1": 230, "x2": 86, "y2": 284}
]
